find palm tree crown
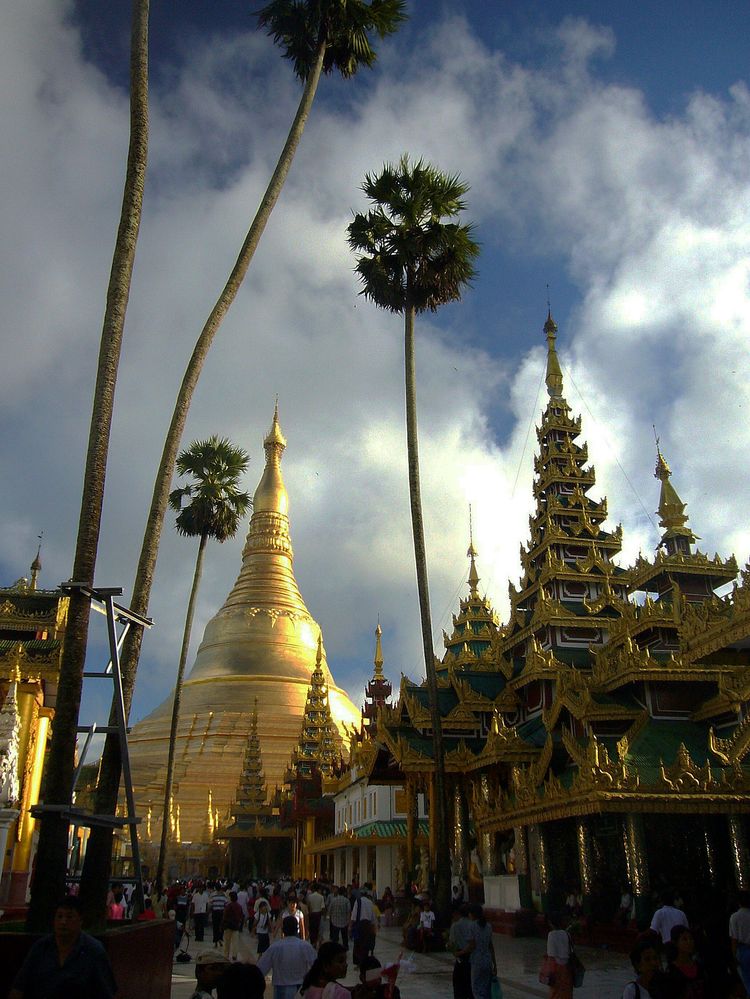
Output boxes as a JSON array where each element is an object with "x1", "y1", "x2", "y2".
[
  {"x1": 347, "y1": 154, "x2": 479, "y2": 313},
  {"x1": 257, "y1": 0, "x2": 407, "y2": 80},
  {"x1": 169, "y1": 436, "x2": 251, "y2": 543}
]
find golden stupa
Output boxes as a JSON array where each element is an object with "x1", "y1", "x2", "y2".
[{"x1": 128, "y1": 407, "x2": 361, "y2": 845}]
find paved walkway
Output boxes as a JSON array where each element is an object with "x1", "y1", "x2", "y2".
[{"x1": 170, "y1": 925, "x2": 634, "y2": 998}]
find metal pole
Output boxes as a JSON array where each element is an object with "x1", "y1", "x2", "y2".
[{"x1": 104, "y1": 595, "x2": 144, "y2": 913}]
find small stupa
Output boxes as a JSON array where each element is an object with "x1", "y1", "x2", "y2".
[{"x1": 128, "y1": 407, "x2": 360, "y2": 845}]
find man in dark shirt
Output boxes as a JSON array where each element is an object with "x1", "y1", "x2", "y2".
[{"x1": 10, "y1": 895, "x2": 117, "y2": 999}]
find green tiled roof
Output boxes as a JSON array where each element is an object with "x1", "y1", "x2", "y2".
[
  {"x1": 517, "y1": 715, "x2": 547, "y2": 747},
  {"x1": 0, "y1": 638, "x2": 61, "y2": 652},
  {"x1": 353, "y1": 819, "x2": 429, "y2": 839},
  {"x1": 626, "y1": 719, "x2": 712, "y2": 780}
]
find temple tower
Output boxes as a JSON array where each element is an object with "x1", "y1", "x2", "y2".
[{"x1": 128, "y1": 408, "x2": 360, "y2": 847}]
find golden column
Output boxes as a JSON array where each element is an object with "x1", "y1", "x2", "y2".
[
  {"x1": 405, "y1": 778, "x2": 416, "y2": 876},
  {"x1": 513, "y1": 825, "x2": 533, "y2": 909},
  {"x1": 623, "y1": 813, "x2": 650, "y2": 924},
  {"x1": 479, "y1": 774, "x2": 495, "y2": 875},
  {"x1": 575, "y1": 817, "x2": 594, "y2": 916},
  {"x1": 428, "y1": 774, "x2": 437, "y2": 872},
  {"x1": 729, "y1": 815, "x2": 750, "y2": 891},
  {"x1": 533, "y1": 824, "x2": 552, "y2": 912}
]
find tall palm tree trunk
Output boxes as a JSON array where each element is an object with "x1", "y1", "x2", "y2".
[
  {"x1": 81, "y1": 39, "x2": 328, "y2": 908},
  {"x1": 155, "y1": 533, "x2": 208, "y2": 887},
  {"x1": 27, "y1": 0, "x2": 150, "y2": 933},
  {"x1": 403, "y1": 299, "x2": 450, "y2": 912}
]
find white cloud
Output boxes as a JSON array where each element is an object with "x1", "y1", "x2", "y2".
[{"x1": 2, "y1": 6, "x2": 749, "y2": 725}]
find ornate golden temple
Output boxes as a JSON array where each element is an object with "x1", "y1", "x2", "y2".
[{"x1": 127, "y1": 408, "x2": 360, "y2": 865}]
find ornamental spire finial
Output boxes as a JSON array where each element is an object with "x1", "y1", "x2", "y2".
[
  {"x1": 544, "y1": 308, "x2": 564, "y2": 399},
  {"x1": 653, "y1": 432, "x2": 696, "y2": 548},
  {"x1": 467, "y1": 505, "x2": 480, "y2": 596},
  {"x1": 373, "y1": 620, "x2": 385, "y2": 680}
]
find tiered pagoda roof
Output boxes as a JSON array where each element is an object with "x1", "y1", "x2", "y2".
[
  {"x1": 286, "y1": 634, "x2": 345, "y2": 781},
  {"x1": 375, "y1": 311, "x2": 750, "y2": 825}
]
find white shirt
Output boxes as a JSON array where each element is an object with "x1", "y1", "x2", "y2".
[
  {"x1": 730, "y1": 906, "x2": 750, "y2": 945},
  {"x1": 191, "y1": 890, "x2": 210, "y2": 915},
  {"x1": 306, "y1": 890, "x2": 324, "y2": 914},
  {"x1": 237, "y1": 890, "x2": 250, "y2": 917},
  {"x1": 352, "y1": 895, "x2": 375, "y2": 923},
  {"x1": 650, "y1": 905, "x2": 688, "y2": 944},
  {"x1": 257, "y1": 936, "x2": 317, "y2": 986},
  {"x1": 546, "y1": 929, "x2": 570, "y2": 964},
  {"x1": 419, "y1": 910, "x2": 436, "y2": 929}
]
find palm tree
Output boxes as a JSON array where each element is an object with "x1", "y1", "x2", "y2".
[
  {"x1": 155, "y1": 436, "x2": 250, "y2": 887},
  {"x1": 81, "y1": 0, "x2": 406, "y2": 910},
  {"x1": 347, "y1": 154, "x2": 479, "y2": 910},
  {"x1": 27, "y1": 0, "x2": 150, "y2": 933}
]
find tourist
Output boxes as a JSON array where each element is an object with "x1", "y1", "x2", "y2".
[
  {"x1": 300, "y1": 941, "x2": 350, "y2": 999},
  {"x1": 622, "y1": 939, "x2": 662, "y2": 999},
  {"x1": 217, "y1": 961, "x2": 266, "y2": 999},
  {"x1": 137, "y1": 897, "x2": 157, "y2": 921},
  {"x1": 417, "y1": 898, "x2": 437, "y2": 952},
  {"x1": 275, "y1": 892, "x2": 307, "y2": 940},
  {"x1": 328, "y1": 885, "x2": 351, "y2": 949},
  {"x1": 190, "y1": 951, "x2": 231, "y2": 999},
  {"x1": 461, "y1": 903, "x2": 496, "y2": 999},
  {"x1": 256, "y1": 915, "x2": 317, "y2": 999},
  {"x1": 237, "y1": 882, "x2": 251, "y2": 930},
  {"x1": 223, "y1": 890, "x2": 244, "y2": 961},
  {"x1": 448, "y1": 904, "x2": 475, "y2": 999},
  {"x1": 401, "y1": 899, "x2": 421, "y2": 951},
  {"x1": 108, "y1": 888, "x2": 126, "y2": 920},
  {"x1": 663, "y1": 924, "x2": 705, "y2": 998},
  {"x1": 618, "y1": 885, "x2": 634, "y2": 926},
  {"x1": 351, "y1": 890, "x2": 377, "y2": 967},
  {"x1": 254, "y1": 898, "x2": 273, "y2": 955},
  {"x1": 9, "y1": 895, "x2": 118, "y2": 999},
  {"x1": 211, "y1": 883, "x2": 229, "y2": 947},
  {"x1": 651, "y1": 891, "x2": 689, "y2": 944},
  {"x1": 545, "y1": 911, "x2": 573, "y2": 999},
  {"x1": 192, "y1": 881, "x2": 211, "y2": 942},
  {"x1": 730, "y1": 891, "x2": 750, "y2": 994},
  {"x1": 379, "y1": 887, "x2": 395, "y2": 927},
  {"x1": 306, "y1": 882, "x2": 325, "y2": 945}
]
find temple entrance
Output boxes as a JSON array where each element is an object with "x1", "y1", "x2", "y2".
[
  {"x1": 643, "y1": 813, "x2": 732, "y2": 913},
  {"x1": 228, "y1": 837, "x2": 293, "y2": 879}
]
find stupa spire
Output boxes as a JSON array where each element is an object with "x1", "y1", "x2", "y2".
[
  {"x1": 654, "y1": 437, "x2": 696, "y2": 551},
  {"x1": 288, "y1": 634, "x2": 343, "y2": 778},
  {"x1": 467, "y1": 506, "x2": 480, "y2": 596},
  {"x1": 364, "y1": 622, "x2": 392, "y2": 730},
  {"x1": 236, "y1": 698, "x2": 268, "y2": 810},
  {"x1": 544, "y1": 309, "x2": 564, "y2": 399},
  {"x1": 30, "y1": 534, "x2": 42, "y2": 592},
  {"x1": 373, "y1": 621, "x2": 385, "y2": 681}
]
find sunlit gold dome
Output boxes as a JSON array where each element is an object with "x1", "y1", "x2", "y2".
[{"x1": 128, "y1": 406, "x2": 360, "y2": 846}]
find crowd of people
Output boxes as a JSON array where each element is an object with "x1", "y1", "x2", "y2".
[{"x1": 11, "y1": 875, "x2": 750, "y2": 999}]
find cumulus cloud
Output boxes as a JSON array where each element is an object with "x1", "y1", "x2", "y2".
[{"x1": 2, "y1": 4, "x2": 749, "y2": 727}]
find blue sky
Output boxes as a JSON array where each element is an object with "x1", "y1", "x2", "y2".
[{"x1": 2, "y1": 1, "x2": 750, "y2": 734}]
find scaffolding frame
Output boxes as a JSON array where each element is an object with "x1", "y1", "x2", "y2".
[{"x1": 33, "y1": 582, "x2": 152, "y2": 912}]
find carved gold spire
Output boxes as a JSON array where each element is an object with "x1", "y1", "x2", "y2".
[
  {"x1": 236, "y1": 698, "x2": 268, "y2": 810},
  {"x1": 654, "y1": 439, "x2": 697, "y2": 551},
  {"x1": 373, "y1": 622, "x2": 385, "y2": 681},
  {"x1": 127, "y1": 405, "x2": 361, "y2": 844},
  {"x1": 544, "y1": 310, "x2": 564, "y2": 399},
  {"x1": 288, "y1": 634, "x2": 343, "y2": 778},
  {"x1": 30, "y1": 536, "x2": 42, "y2": 592},
  {"x1": 468, "y1": 506, "x2": 480, "y2": 597}
]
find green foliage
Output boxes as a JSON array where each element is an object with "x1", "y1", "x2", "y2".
[
  {"x1": 169, "y1": 436, "x2": 251, "y2": 543},
  {"x1": 347, "y1": 154, "x2": 480, "y2": 314},
  {"x1": 256, "y1": 0, "x2": 407, "y2": 80}
]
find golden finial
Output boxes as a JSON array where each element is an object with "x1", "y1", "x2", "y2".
[
  {"x1": 467, "y1": 505, "x2": 480, "y2": 595},
  {"x1": 30, "y1": 533, "x2": 42, "y2": 591},
  {"x1": 544, "y1": 308, "x2": 563, "y2": 399},
  {"x1": 652, "y1": 434, "x2": 696, "y2": 546},
  {"x1": 254, "y1": 402, "x2": 289, "y2": 514},
  {"x1": 373, "y1": 620, "x2": 385, "y2": 680}
]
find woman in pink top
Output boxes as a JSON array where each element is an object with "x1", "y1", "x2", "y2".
[{"x1": 300, "y1": 942, "x2": 351, "y2": 999}]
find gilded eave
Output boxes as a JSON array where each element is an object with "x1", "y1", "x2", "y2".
[{"x1": 628, "y1": 550, "x2": 738, "y2": 594}]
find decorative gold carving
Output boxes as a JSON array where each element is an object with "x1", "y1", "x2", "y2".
[{"x1": 658, "y1": 744, "x2": 713, "y2": 792}]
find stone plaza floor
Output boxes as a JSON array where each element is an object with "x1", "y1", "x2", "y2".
[{"x1": 170, "y1": 924, "x2": 635, "y2": 998}]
